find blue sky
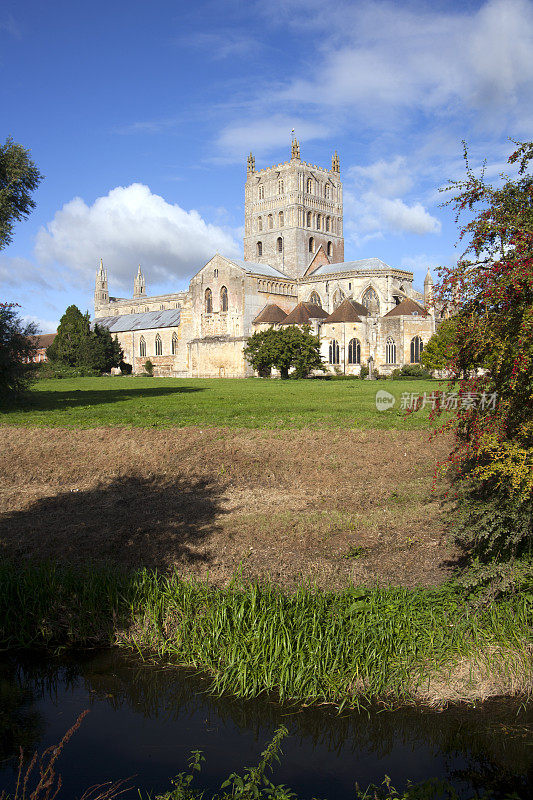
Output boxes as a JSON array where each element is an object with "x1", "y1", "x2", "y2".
[{"x1": 2, "y1": 0, "x2": 532, "y2": 332}]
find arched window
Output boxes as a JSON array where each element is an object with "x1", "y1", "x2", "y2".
[
  {"x1": 278, "y1": 179, "x2": 284, "y2": 194},
  {"x1": 278, "y1": 211, "x2": 284, "y2": 227},
  {"x1": 220, "y1": 286, "x2": 228, "y2": 312},
  {"x1": 258, "y1": 185, "x2": 264, "y2": 200},
  {"x1": 257, "y1": 241, "x2": 262, "y2": 257},
  {"x1": 361, "y1": 287, "x2": 380, "y2": 314},
  {"x1": 139, "y1": 336, "x2": 146, "y2": 357},
  {"x1": 309, "y1": 291, "x2": 322, "y2": 307},
  {"x1": 329, "y1": 340, "x2": 340, "y2": 364},
  {"x1": 316, "y1": 214, "x2": 322, "y2": 230},
  {"x1": 325, "y1": 216, "x2": 331, "y2": 232},
  {"x1": 308, "y1": 237, "x2": 314, "y2": 253},
  {"x1": 205, "y1": 288, "x2": 212, "y2": 313},
  {"x1": 155, "y1": 334, "x2": 162, "y2": 356},
  {"x1": 258, "y1": 217, "x2": 263, "y2": 231},
  {"x1": 306, "y1": 211, "x2": 312, "y2": 227},
  {"x1": 306, "y1": 177, "x2": 313, "y2": 194},
  {"x1": 327, "y1": 241, "x2": 333, "y2": 257},
  {"x1": 277, "y1": 237, "x2": 283, "y2": 253},
  {"x1": 386, "y1": 338, "x2": 396, "y2": 365},
  {"x1": 332, "y1": 288, "x2": 345, "y2": 309},
  {"x1": 348, "y1": 338, "x2": 361, "y2": 364},
  {"x1": 266, "y1": 214, "x2": 272, "y2": 229},
  {"x1": 410, "y1": 336, "x2": 423, "y2": 364},
  {"x1": 325, "y1": 184, "x2": 331, "y2": 199},
  {"x1": 172, "y1": 332, "x2": 178, "y2": 355}
]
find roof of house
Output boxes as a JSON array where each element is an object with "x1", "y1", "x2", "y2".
[
  {"x1": 252, "y1": 304, "x2": 288, "y2": 324},
  {"x1": 383, "y1": 298, "x2": 429, "y2": 318},
  {"x1": 308, "y1": 257, "x2": 393, "y2": 276},
  {"x1": 227, "y1": 258, "x2": 290, "y2": 279},
  {"x1": 280, "y1": 302, "x2": 330, "y2": 325},
  {"x1": 35, "y1": 333, "x2": 56, "y2": 348},
  {"x1": 95, "y1": 309, "x2": 181, "y2": 332},
  {"x1": 323, "y1": 298, "x2": 369, "y2": 323}
]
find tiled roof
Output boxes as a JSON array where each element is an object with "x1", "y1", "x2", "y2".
[
  {"x1": 383, "y1": 298, "x2": 428, "y2": 317},
  {"x1": 324, "y1": 298, "x2": 368, "y2": 323},
  {"x1": 95, "y1": 309, "x2": 181, "y2": 332},
  {"x1": 280, "y1": 302, "x2": 329, "y2": 325},
  {"x1": 253, "y1": 304, "x2": 288, "y2": 324},
  {"x1": 308, "y1": 257, "x2": 393, "y2": 276},
  {"x1": 35, "y1": 333, "x2": 56, "y2": 348},
  {"x1": 227, "y1": 258, "x2": 290, "y2": 278}
]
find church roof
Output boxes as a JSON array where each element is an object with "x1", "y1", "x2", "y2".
[
  {"x1": 95, "y1": 309, "x2": 181, "y2": 332},
  {"x1": 324, "y1": 298, "x2": 369, "y2": 323},
  {"x1": 253, "y1": 304, "x2": 288, "y2": 324},
  {"x1": 308, "y1": 258, "x2": 393, "y2": 276},
  {"x1": 227, "y1": 258, "x2": 290, "y2": 279},
  {"x1": 280, "y1": 302, "x2": 329, "y2": 325},
  {"x1": 383, "y1": 298, "x2": 428, "y2": 318}
]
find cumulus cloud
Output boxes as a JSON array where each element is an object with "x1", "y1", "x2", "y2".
[
  {"x1": 22, "y1": 314, "x2": 59, "y2": 334},
  {"x1": 35, "y1": 184, "x2": 241, "y2": 290},
  {"x1": 345, "y1": 156, "x2": 441, "y2": 241}
]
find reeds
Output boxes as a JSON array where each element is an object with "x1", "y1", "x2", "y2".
[{"x1": 0, "y1": 562, "x2": 531, "y2": 707}]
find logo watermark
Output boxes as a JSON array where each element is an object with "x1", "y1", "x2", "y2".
[
  {"x1": 375, "y1": 390, "x2": 396, "y2": 411},
  {"x1": 375, "y1": 389, "x2": 499, "y2": 412}
]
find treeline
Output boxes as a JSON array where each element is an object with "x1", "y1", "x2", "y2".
[{"x1": 45, "y1": 304, "x2": 124, "y2": 375}]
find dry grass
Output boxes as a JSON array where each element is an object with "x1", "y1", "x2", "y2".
[{"x1": 0, "y1": 426, "x2": 456, "y2": 589}]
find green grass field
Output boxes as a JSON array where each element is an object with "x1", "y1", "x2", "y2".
[{"x1": 1, "y1": 376, "x2": 447, "y2": 429}]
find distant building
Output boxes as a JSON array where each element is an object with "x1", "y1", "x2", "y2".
[
  {"x1": 30, "y1": 333, "x2": 56, "y2": 363},
  {"x1": 94, "y1": 142, "x2": 437, "y2": 377}
]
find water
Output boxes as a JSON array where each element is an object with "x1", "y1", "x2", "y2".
[{"x1": 0, "y1": 649, "x2": 531, "y2": 798}]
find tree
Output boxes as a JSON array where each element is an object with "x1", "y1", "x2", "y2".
[
  {"x1": 47, "y1": 306, "x2": 123, "y2": 372},
  {"x1": 47, "y1": 305, "x2": 91, "y2": 366},
  {"x1": 0, "y1": 303, "x2": 38, "y2": 401},
  {"x1": 0, "y1": 137, "x2": 43, "y2": 251},
  {"x1": 420, "y1": 317, "x2": 473, "y2": 376},
  {"x1": 433, "y1": 140, "x2": 533, "y2": 573},
  {"x1": 244, "y1": 326, "x2": 323, "y2": 379}
]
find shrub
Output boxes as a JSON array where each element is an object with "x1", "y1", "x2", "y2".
[
  {"x1": 392, "y1": 364, "x2": 432, "y2": 380},
  {"x1": 0, "y1": 303, "x2": 38, "y2": 401},
  {"x1": 144, "y1": 359, "x2": 154, "y2": 376}
]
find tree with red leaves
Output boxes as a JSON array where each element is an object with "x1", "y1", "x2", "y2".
[{"x1": 435, "y1": 141, "x2": 533, "y2": 580}]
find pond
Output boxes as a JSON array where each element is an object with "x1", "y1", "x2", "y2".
[{"x1": 0, "y1": 649, "x2": 531, "y2": 798}]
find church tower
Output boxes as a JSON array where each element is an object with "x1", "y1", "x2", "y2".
[
  {"x1": 243, "y1": 141, "x2": 344, "y2": 279},
  {"x1": 94, "y1": 259, "x2": 109, "y2": 311},
  {"x1": 133, "y1": 264, "x2": 146, "y2": 299}
]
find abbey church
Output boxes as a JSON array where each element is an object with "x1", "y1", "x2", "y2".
[{"x1": 94, "y1": 141, "x2": 437, "y2": 377}]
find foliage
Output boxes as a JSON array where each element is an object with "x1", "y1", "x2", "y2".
[
  {"x1": 47, "y1": 305, "x2": 122, "y2": 373},
  {"x1": 0, "y1": 377, "x2": 445, "y2": 430},
  {"x1": 144, "y1": 359, "x2": 154, "y2": 376},
  {"x1": 36, "y1": 362, "x2": 101, "y2": 380},
  {"x1": 433, "y1": 140, "x2": 533, "y2": 566},
  {"x1": 391, "y1": 365, "x2": 432, "y2": 380},
  {"x1": 0, "y1": 136, "x2": 43, "y2": 251},
  {"x1": 0, "y1": 562, "x2": 531, "y2": 708},
  {"x1": 244, "y1": 326, "x2": 323, "y2": 379},
  {"x1": 420, "y1": 318, "x2": 462, "y2": 375},
  {"x1": 0, "y1": 302, "x2": 38, "y2": 402}
]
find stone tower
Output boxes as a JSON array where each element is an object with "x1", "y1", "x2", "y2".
[
  {"x1": 94, "y1": 258, "x2": 109, "y2": 311},
  {"x1": 424, "y1": 267, "x2": 434, "y2": 312},
  {"x1": 243, "y1": 142, "x2": 344, "y2": 279},
  {"x1": 133, "y1": 264, "x2": 146, "y2": 299}
]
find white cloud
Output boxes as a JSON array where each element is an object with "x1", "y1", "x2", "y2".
[
  {"x1": 22, "y1": 314, "x2": 59, "y2": 334},
  {"x1": 35, "y1": 183, "x2": 241, "y2": 290},
  {"x1": 345, "y1": 155, "x2": 441, "y2": 241},
  {"x1": 0, "y1": 256, "x2": 51, "y2": 289},
  {"x1": 216, "y1": 115, "x2": 333, "y2": 160}
]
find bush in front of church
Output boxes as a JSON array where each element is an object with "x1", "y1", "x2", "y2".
[
  {"x1": 47, "y1": 305, "x2": 123, "y2": 374},
  {"x1": 244, "y1": 326, "x2": 324, "y2": 379}
]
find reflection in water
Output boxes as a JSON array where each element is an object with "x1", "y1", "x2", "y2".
[{"x1": 0, "y1": 649, "x2": 531, "y2": 799}]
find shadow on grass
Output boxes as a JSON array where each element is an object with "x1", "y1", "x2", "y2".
[
  {"x1": 0, "y1": 473, "x2": 225, "y2": 571},
  {"x1": 4, "y1": 385, "x2": 206, "y2": 414}
]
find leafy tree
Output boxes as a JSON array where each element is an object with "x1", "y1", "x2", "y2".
[
  {"x1": 0, "y1": 137, "x2": 43, "y2": 251},
  {"x1": 0, "y1": 302, "x2": 38, "y2": 401},
  {"x1": 244, "y1": 326, "x2": 323, "y2": 379},
  {"x1": 88, "y1": 324, "x2": 123, "y2": 372},
  {"x1": 434, "y1": 140, "x2": 533, "y2": 572}
]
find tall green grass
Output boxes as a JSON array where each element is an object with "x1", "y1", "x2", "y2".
[{"x1": 0, "y1": 562, "x2": 531, "y2": 707}]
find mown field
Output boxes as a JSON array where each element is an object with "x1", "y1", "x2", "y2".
[{"x1": 0, "y1": 375, "x2": 446, "y2": 429}]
